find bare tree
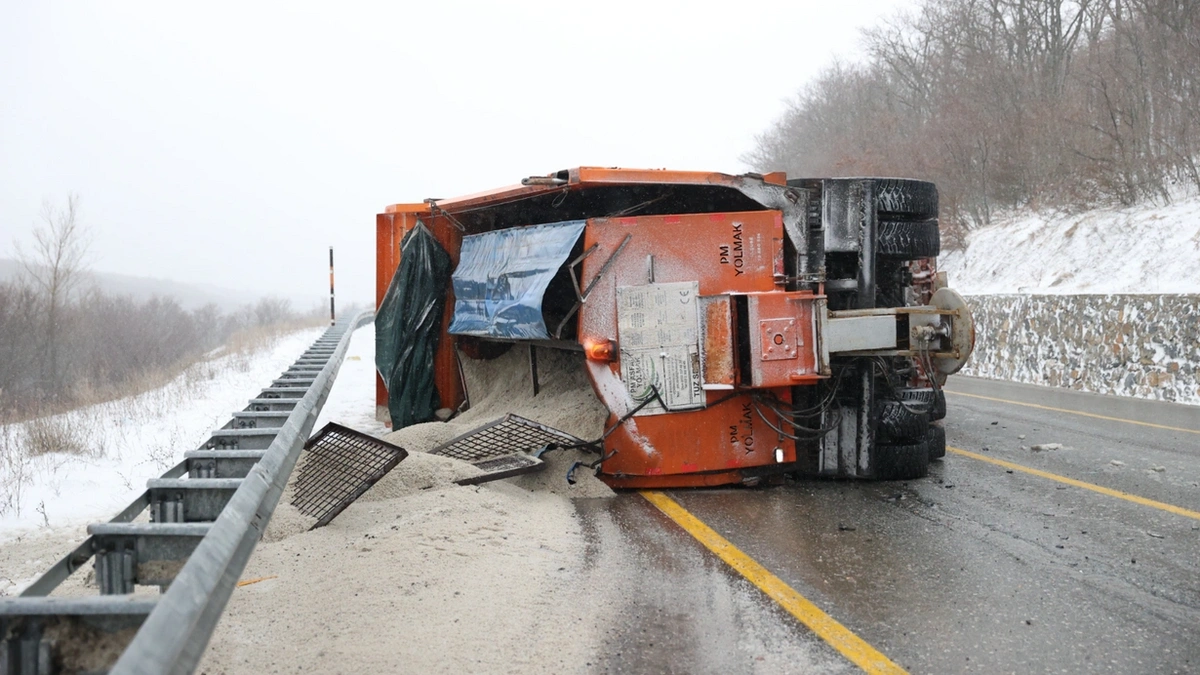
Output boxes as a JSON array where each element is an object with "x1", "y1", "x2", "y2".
[
  {"x1": 16, "y1": 193, "x2": 90, "y2": 398},
  {"x1": 253, "y1": 297, "x2": 293, "y2": 327},
  {"x1": 748, "y1": 0, "x2": 1200, "y2": 236}
]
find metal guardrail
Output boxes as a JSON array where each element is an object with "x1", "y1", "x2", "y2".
[{"x1": 1, "y1": 311, "x2": 373, "y2": 675}]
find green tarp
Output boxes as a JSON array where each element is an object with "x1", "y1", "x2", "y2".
[{"x1": 375, "y1": 222, "x2": 452, "y2": 429}]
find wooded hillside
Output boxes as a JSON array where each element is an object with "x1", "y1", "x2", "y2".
[{"x1": 747, "y1": 0, "x2": 1200, "y2": 245}]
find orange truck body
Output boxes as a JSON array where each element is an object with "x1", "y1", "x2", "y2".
[{"x1": 376, "y1": 167, "x2": 973, "y2": 488}]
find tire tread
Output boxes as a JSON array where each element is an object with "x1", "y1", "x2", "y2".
[
  {"x1": 872, "y1": 439, "x2": 931, "y2": 480},
  {"x1": 877, "y1": 219, "x2": 941, "y2": 258},
  {"x1": 873, "y1": 179, "x2": 939, "y2": 219}
]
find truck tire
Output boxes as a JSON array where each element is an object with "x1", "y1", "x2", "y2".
[
  {"x1": 873, "y1": 179, "x2": 938, "y2": 219},
  {"x1": 899, "y1": 387, "x2": 946, "y2": 421},
  {"x1": 877, "y1": 219, "x2": 940, "y2": 258},
  {"x1": 872, "y1": 439, "x2": 931, "y2": 480},
  {"x1": 926, "y1": 423, "x2": 946, "y2": 460},
  {"x1": 878, "y1": 399, "x2": 929, "y2": 443}
]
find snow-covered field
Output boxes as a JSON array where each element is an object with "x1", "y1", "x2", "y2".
[
  {"x1": 0, "y1": 323, "x2": 383, "y2": 597},
  {"x1": 0, "y1": 327, "x2": 324, "y2": 542},
  {"x1": 941, "y1": 195, "x2": 1200, "y2": 294}
]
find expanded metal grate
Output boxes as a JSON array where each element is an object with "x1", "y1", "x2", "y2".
[
  {"x1": 455, "y1": 454, "x2": 546, "y2": 486},
  {"x1": 431, "y1": 414, "x2": 583, "y2": 461},
  {"x1": 292, "y1": 422, "x2": 408, "y2": 528},
  {"x1": 432, "y1": 414, "x2": 584, "y2": 485}
]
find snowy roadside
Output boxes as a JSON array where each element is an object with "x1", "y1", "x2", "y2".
[
  {"x1": 0, "y1": 326, "x2": 324, "y2": 595},
  {"x1": 941, "y1": 195, "x2": 1200, "y2": 295},
  {"x1": 312, "y1": 324, "x2": 388, "y2": 437}
]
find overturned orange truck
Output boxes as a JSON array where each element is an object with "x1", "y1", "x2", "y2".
[{"x1": 375, "y1": 168, "x2": 974, "y2": 488}]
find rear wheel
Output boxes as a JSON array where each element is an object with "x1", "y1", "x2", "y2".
[
  {"x1": 872, "y1": 439, "x2": 931, "y2": 480},
  {"x1": 898, "y1": 387, "x2": 946, "y2": 421},
  {"x1": 873, "y1": 179, "x2": 938, "y2": 219},
  {"x1": 877, "y1": 219, "x2": 940, "y2": 259},
  {"x1": 878, "y1": 399, "x2": 929, "y2": 443},
  {"x1": 926, "y1": 423, "x2": 946, "y2": 460}
]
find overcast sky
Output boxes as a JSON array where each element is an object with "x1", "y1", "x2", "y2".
[{"x1": 1, "y1": 1, "x2": 911, "y2": 309}]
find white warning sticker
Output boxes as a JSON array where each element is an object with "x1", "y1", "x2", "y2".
[{"x1": 616, "y1": 282, "x2": 704, "y2": 415}]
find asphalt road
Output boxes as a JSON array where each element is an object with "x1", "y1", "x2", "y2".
[{"x1": 594, "y1": 376, "x2": 1200, "y2": 674}]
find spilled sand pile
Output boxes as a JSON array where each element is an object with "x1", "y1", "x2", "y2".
[
  {"x1": 203, "y1": 347, "x2": 622, "y2": 672},
  {"x1": 7, "y1": 332, "x2": 840, "y2": 673}
]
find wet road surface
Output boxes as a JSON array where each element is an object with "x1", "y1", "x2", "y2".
[{"x1": 592, "y1": 377, "x2": 1200, "y2": 674}]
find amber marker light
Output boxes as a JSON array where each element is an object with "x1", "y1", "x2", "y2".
[{"x1": 584, "y1": 338, "x2": 616, "y2": 362}]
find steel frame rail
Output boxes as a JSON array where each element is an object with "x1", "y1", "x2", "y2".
[{"x1": 0, "y1": 311, "x2": 374, "y2": 675}]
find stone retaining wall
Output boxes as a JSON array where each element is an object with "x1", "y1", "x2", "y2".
[{"x1": 961, "y1": 295, "x2": 1200, "y2": 405}]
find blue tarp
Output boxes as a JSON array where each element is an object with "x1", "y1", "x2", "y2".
[{"x1": 449, "y1": 220, "x2": 586, "y2": 340}]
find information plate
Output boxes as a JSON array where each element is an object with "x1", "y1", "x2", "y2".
[{"x1": 616, "y1": 282, "x2": 704, "y2": 415}]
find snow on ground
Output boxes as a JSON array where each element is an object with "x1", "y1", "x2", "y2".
[
  {"x1": 0, "y1": 326, "x2": 324, "y2": 544},
  {"x1": 312, "y1": 324, "x2": 387, "y2": 437},
  {"x1": 941, "y1": 195, "x2": 1200, "y2": 294}
]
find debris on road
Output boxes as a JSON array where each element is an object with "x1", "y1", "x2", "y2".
[
  {"x1": 429, "y1": 414, "x2": 586, "y2": 487},
  {"x1": 1110, "y1": 460, "x2": 1126, "y2": 467},
  {"x1": 292, "y1": 423, "x2": 409, "y2": 529},
  {"x1": 1031, "y1": 443, "x2": 1063, "y2": 452}
]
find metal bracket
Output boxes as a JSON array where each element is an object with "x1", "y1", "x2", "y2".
[{"x1": 554, "y1": 233, "x2": 633, "y2": 338}]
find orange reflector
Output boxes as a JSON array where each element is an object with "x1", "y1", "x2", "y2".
[{"x1": 584, "y1": 338, "x2": 615, "y2": 362}]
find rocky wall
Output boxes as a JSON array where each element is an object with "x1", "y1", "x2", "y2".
[{"x1": 961, "y1": 295, "x2": 1200, "y2": 405}]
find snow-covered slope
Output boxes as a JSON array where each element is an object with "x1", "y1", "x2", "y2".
[
  {"x1": 941, "y1": 196, "x2": 1200, "y2": 294},
  {"x1": 0, "y1": 328, "x2": 323, "y2": 541}
]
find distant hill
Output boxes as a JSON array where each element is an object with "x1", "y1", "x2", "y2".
[{"x1": 0, "y1": 258, "x2": 313, "y2": 312}]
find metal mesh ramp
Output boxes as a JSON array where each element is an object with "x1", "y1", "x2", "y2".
[
  {"x1": 430, "y1": 414, "x2": 583, "y2": 485},
  {"x1": 292, "y1": 423, "x2": 408, "y2": 528}
]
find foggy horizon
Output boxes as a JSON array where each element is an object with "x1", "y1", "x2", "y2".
[{"x1": 2, "y1": 1, "x2": 910, "y2": 305}]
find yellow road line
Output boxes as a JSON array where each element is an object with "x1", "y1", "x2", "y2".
[
  {"x1": 640, "y1": 490, "x2": 907, "y2": 675},
  {"x1": 945, "y1": 390, "x2": 1200, "y2": 436},
  {"x1": 948, "y1": 447, "x2": 1200, "y2": 521},
  {"x1": 236, "y1": 575, "x2": 278, "y2": 587}
]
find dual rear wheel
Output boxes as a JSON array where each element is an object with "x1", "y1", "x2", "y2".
[{"x1": 866, "y1": 179, "x2": 945, "y2": 480}]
